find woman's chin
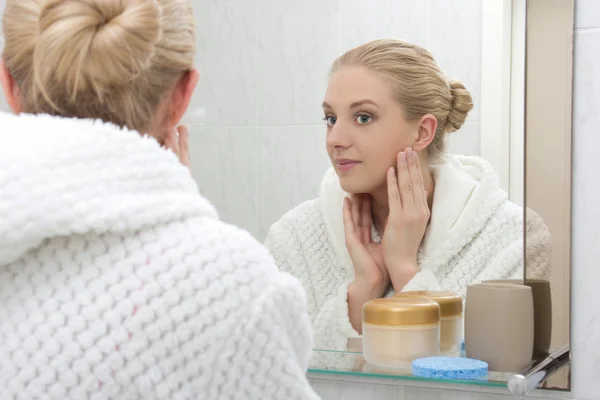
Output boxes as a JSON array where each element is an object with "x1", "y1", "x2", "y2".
[{"x1": 339, "y1": 179, "x2": 369, "y2": 195}]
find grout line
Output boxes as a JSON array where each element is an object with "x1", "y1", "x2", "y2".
[
  {"x1": 187, "y1": 125, "x2": 326, "y2": 130},
  {"x1": 255, "y1": 0, "x2": 261, "y2": 238},
  {"x1": 427, "y1": 0, "x2": 432, "y2": 48},
  {"x1": 256, "y1": 0, "x2": 260, "y2": 126},
  {"x1": 338, "y1": 0, "x2": 343, "y2": 53},
  {"x1": 574, "y1": 26, "x2": 600, "y2": 33}
]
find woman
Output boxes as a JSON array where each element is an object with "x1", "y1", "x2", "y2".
[
  {"x1": 0, "y1": 1, "x2": 318, "y2": 399},
  {"x1": 266, "y1": 39, "x2": 552, "y2": 350}
]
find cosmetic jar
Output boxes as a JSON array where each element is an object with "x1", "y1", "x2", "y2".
[
  {"x1": 362, "y1": 298, "x2": 440, "y2": 370},
  {"x1": 395, "y1": 291, "x2": 463, "y2": 356}
]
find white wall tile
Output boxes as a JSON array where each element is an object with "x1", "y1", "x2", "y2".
[
  {"x1": 258, "y1": 0, "x2": 340, "y2": 125},
  {"x1": 310, "y1": 378, "x2": 402, "y2": 400},
  {"x1": 570, "y1": 28, "x2": 600, "y2": 400},
  {"x1": 188, "y1": 126, "x2": 261, "y2": 239},
  {"x1": 189, "y1": 0, "x2": 259, "y2": 126},
  {"x1": 446, "y1": 121, "x2": 480, "y2": 156},
  {"x1": 429, "y1": 0, "x2": 482, "y2": 123},
  {"x1": 403, "y1": 386, "x2": 508, "y2": 400},
  {"x1": 341, "y1": 0, "x2": 430, "y2": 52},
  {"x1": 257, "y1": 126, "x2": 331, "y2": 240},
  {"x1": 574, "y1": 0, "x2": 600, "y2": 29}
]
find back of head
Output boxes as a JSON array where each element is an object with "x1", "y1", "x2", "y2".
[
  {"x1": 2, "y1": 0, "x2": 195, "y2": 132},
  {"x1": 331, "y1": 39, "x2": 474, "y2": 161}
]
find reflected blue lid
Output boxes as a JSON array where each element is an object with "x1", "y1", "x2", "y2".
[{"x1": 412, "y1": 357, "x2": 488, "y2": 380}]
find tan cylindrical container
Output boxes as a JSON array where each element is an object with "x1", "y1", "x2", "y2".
[
  {"x1": 465, "y1": 283, "x2": 534, "y2": 373},
  {"x1": 483, "y1": 279, "x2": 552, "y2": 360},
  {"x1": 395, "y1": 291, "x2": 463, "y2": 356},
  {"x1": 362, "y1": 298, "x2": 440, "y2": 370}
]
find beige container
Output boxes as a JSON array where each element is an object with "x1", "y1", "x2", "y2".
[
  {"x1": 484, "y1": 279, "x2": 552, "y2": 360},
  {"x1": 362, "y1": 298, "x2": 440, "y2": 370},
  {"x1": 465, "y1": 283, "x2": 534, "y2": 373},
  {"x1": 395, "y1": 290, "x2": 463, "y2": 356}
]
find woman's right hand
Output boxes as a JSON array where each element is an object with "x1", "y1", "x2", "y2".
[
  {"x1": 164, "y1": 125, "x2": 190, "y2": 167},
  {"x1": 343, "y1": 194, "x2": 390, "y2": 332}
]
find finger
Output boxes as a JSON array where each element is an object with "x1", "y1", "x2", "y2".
[
  {"x1": 414, "y1": 151, "x2": 429, "y2": 210},
  {"x1": 177, "y1": 125, "x2": 191, "y2": 167},
  {"x1": 164, "y1": 127, "x2": 179, "y2": 157},
  {"x1": 343, "y1": 197, "x2": 360, "y2": 245},
  {"x1": 408, "y1": 149, "x2": 425, "y2": 208},
  {"x1": 351, "y1": 194, "x2": 362, "y2": 239},
  {"x1": 396, "y1": 150, "x2": 414, "y2": 210},
  {"x1": 360, "y1": 194, "x2": 372, "y2": 243},
  {"x1": 386, "y1": 166, "x2": 401, "y2": 216}
]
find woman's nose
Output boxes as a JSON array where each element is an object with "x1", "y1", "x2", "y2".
[{"x1": 326, "y1": 123, "x2": 351, "y2": 148}]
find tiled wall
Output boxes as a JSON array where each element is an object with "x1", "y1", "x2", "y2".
[
  {"x1": 186, "y1": 0, "x2": 483, "y2": 240},
  {"x1": 0, "y1": 0, "x2": 483, "y2": 241},
  {"x1": 570, "y1": 0, "x2": 600, "y2": 399}
]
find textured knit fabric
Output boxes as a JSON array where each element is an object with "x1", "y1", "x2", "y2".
[
  {"x1": 0, "y1": 113, "x2": 319, "y2": 400},
  {"x1": 266, "y1": 155, "x2": 552, "y2": 350}
]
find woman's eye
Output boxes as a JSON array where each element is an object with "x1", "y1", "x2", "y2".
[
  {"x1": 356, "y1": 114, "x2": 372, "y2": 124},
  {"x1": 324, "y1": 116, "x2": 336, "y2": 126}
]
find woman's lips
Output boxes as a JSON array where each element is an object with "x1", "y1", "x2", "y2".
[{"x1": 336, "y1": 160, "x2": 361, "y2": 172}]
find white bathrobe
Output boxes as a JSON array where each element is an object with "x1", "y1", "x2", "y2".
[
  {"x1": 0, "y1": 113, "x2": 319, "y2": 400},
  {"x1": 266, "y1": 155, "x2": 552, "y2": 350}
]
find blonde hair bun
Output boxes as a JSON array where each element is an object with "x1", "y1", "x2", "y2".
[
  {"x1": 445, "y1": 80, "x2": 474, "y2": 134},
  {"x1": 35, "y1": 0, "x2": 163, "y2": 101}
]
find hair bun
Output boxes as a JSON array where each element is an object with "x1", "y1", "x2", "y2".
[
  {"x1": 445, "y1": 80, "x2": 474, "y2": 133},
  {"x1": 35, "y1": 0, "x2": 162, "y2": 101}
]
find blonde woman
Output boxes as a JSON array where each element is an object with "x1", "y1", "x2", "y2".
[
  {"x1": 0, "y1": 1, "x2": 318, "y2": 399},
  {"x1": 266, "y1": 39, "x2": 552, "y2": 350}
]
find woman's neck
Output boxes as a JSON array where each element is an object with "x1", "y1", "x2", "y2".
[{"x1": 370, "y1": 163, "x2": 435, "y2": 234}]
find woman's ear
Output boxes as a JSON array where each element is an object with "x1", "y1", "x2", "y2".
[
  {"x1": 412, "y1": 114, "x2": 437, "y2": 152},
  {"x1": 167, "y1": 68, "x2": 200, "y2": 127},
  {"x1": 0, "y1": 61, "x2": 23, "y2": 114}
]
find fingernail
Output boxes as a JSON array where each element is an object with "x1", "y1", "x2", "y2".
[{"x1": 400, "y1": 152, "x2": 407, "y2": 163}]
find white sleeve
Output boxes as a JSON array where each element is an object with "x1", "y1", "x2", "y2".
[
  {"x1": 266, "y1": 220, "x2": 358, "y2": 351},
  {"x1": 401, "y1": 269, "x2": 442, "y2": 292},
  {"x1": 466, "y1": 208, "x2": 553, "y2": 285},
  {"x1": 311, "y1": 280, "x2": 360, "y2": 350},
  {"x1": 522, "y1": 208, "x2": 552, "y2": 281}
]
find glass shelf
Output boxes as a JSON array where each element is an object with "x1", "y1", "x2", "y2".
[{"x1": 308, "y1": 348, "x2": 514, "y2": 388}]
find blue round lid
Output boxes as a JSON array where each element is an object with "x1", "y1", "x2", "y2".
[{"x1": 412, "y1": 357, "x2": 488, "y2": 380}]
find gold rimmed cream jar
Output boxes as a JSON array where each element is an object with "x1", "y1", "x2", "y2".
[
  {"x1": 362, "y1": 297, "x2": 440, "y2": 370},
  {"x1": 395, "y1": 290, "x2": 463, "y2": 356}
]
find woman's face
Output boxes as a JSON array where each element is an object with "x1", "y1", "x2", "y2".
[{"x1": 323, "y1": 66, "x2": 418, "y2": 194}]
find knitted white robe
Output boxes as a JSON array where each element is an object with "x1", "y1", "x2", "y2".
[
  {"x1": 0, "y1": 113, "x2": 319, "y2": 400},
  {"x1": 266, "y1": 155, "x2": 552, "y2": 351}
]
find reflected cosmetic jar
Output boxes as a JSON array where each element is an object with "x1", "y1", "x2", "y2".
[{"x1": 395, "y1": 291, "x2": 463, "y2": 356}]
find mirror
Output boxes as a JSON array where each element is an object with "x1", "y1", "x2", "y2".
[
  {"x1": 183, "y1": 0, "x2": 573, "y2": 392},
  {"x1": 524, "y1": 0, "x2": 574, "y2": 392}
]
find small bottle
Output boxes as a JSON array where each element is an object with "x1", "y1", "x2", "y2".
[{"x1": 362, "y1": 297, "x2": 440, "y2": 370}]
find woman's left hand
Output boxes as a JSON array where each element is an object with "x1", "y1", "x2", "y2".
[
  {"x1": 382, "y1": 147, "x2": 431, "y2": 291},
  {"x1": 164, "y1": 125, "x2": 190, "y2": 167}
]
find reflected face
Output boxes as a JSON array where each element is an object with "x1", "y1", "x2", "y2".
[{"x1": 323, "y1": 66, "x2": 417, "y2": 194}]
